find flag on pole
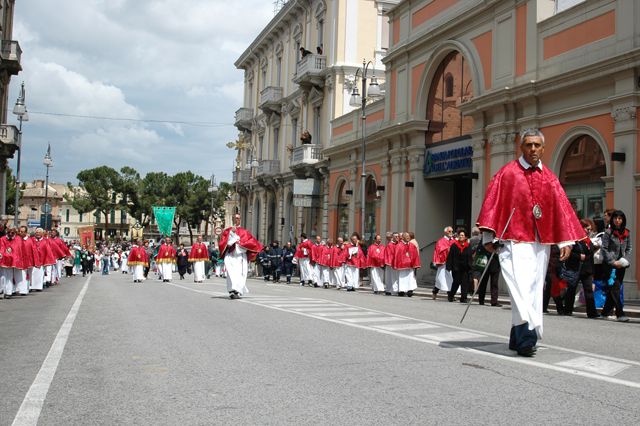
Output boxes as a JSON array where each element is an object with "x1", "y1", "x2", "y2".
[{"x1": 152, "y1": 206, "x2": 176, "y2": 237}]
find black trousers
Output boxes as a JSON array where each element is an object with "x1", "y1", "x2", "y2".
[
  {"x1": 282, "y1": 262, "x2": 293, "y2": 282},
  {"x1": 448, "y1": 270, "x2": 469, "y2": 301},
  {"x1": 602, "y1": 266, "x2": 626, "y2": 317},
  {"x1": 477, "y1": 269, "x2": 500, "y2": 305},
  {"x1": 563, "y1": 273, "x2": 597, "y2": 317}
]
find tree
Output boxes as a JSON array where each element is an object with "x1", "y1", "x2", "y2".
[
  {"x1": 69, "y1": 166, "x2": 123, "y2": 237},
  {"x1": 136, "y1": 172, "x2": 171, "y2": 226},
  {"x1": 166, "y1": 171, "x2": 210, "y2": 244}
]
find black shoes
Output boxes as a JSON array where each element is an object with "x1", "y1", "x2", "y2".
[
  {"x1": 229, "y1": 291, "x2": 240, "y2": 299},
  {"x1": 516, "y1": 347, "x2": 536, "y2": 357},
  {"x1": 407, "y1": 291, "x2": 414, "y2": 297},
  {"x1": 491, "y1": 303, "x2": 502, "y2": 307}
]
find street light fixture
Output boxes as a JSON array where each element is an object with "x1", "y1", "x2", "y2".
[
  {"x1": 349, "y1": 59, "x2": 382, "y2": 239},
  {"x1": 42, "y1": 144, "x2": 53, "y2": 231},
  {"x1": 12, "y1": 82, "x2": 28, "y2": 227}
]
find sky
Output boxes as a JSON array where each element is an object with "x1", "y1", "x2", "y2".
[{"x1": 8, "y1": 0, "x2": 276, "y2": 186}]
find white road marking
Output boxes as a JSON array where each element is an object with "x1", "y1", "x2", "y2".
[
  {"x1": 314, "y1": 311, "x2": 383, "y2": 317},
  {"x1": 12, "y1": 276, "x2": 92, "y2": 426},
  {"x1": 169, "y1": 284, "x2": 640, "y2": 389},
  {"x1": 271, "y1": 303, "x2": 343, "y2": 308},
  {"x1": 291, "y1": 307, "x2": 362, "y2": 312},
  {"x1": 373, "y1": 323, "x2": 440, "y2": 331},
  {"x1": 341, "y1": 316, "x2": 406, "y2": 323},
  {"x1": 416, "y1": 331, "x2": 484, "y2": 342},
  {"x1": 555, "y1": 356, "x2": 630, "y2": 377}
]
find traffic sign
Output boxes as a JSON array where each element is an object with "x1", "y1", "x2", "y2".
[
  {"x1": 214, "y1": 227, "x2": 223, "y2": 236},
  {"x1": 41, "y1": 203, "x2": 52, "y2": 214}
]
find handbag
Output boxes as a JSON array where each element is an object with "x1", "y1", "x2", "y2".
[
  {"x1": 472, "y1": 252, "x2": 489, "y2": 272},
  {"x1": 558, "y1": 261, "x2": 580, "y2": 286}
]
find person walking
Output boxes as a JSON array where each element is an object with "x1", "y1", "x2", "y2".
[
  {"x1": 393, "y1": 232, "x2": 420, "y2": 297},
  {"x1": 561, "y1": 219, "x2": 598, "y2": 317},
  {"x1": 189, "y1": 236, "x2": 208, "y2": 283},
  {"x1": 343, "y1": 232, "x2": 366, "y2": 292},
  {"x1": 128, "y1": 240, "x2": 149, "y2": 283},
  {"x1": 219, "y1": 213, "x2": 263, "y2": 299},
  {"x1": 600, "y1": 210, "x2": 631, "y2": 322},
  {"x1": 432, "y1": 226, "x2": 454, "y2": 299},
  {"x1": 294, "y1": 233, "x2": 314, "y2": 286},
  {"x1": 176, "y1": 244, "x2": 189, "y2": 280},
  {"x1": 476, "y1": 128, "x2": 584, "y2": 357},
  {"x1": 446, "y1": 228, "x2": 472, "y2": 303},
  {"x1": 156, "y1": 238, "x2": 177, "y2": 282},
  {"x1": 367, "y1": 234, "x2": 386, "y2": 294}
]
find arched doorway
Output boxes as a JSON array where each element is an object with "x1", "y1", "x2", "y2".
[
  {"x1": 336, "y1": 181, "x2": 349, "y2": 240},
  {"x1": 559, "y1": 134, "x2": 606, "y2": 231},
  {"x1": 424, "y1": 50, "x2": 475, "y2": 230},
  {"x1": 363, "y1": 175, "x2": 378, "y2": 244}
]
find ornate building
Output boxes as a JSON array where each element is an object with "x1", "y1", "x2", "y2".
[{"x1": 232, "y1": 0, "x2": 396, "y2": 244}]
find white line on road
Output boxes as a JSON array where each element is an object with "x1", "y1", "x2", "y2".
[
  {"x1": 12, "y1": 276, "x2": 92, "y2": 426},
  {"x1": 341, "y1": 316, "x2": 406, "y2": 323}
]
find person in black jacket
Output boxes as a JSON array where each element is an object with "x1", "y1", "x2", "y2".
[
  {"x1": 269, "y1": 241, "x2": 283, "y2": 283},
  {"x1": 562, "y1": 219, "x2": 598, "y2": 317},
  {"x1": 176, "y1": 244, "x2": 190, "y2": 280},
  {"x1": 446, "y1": 228, "x2": 472, "y2": 303},
  {"x1": 282, "y1": 242, "x2": 295, "y2": 284},
  {"x1": 473, "y1": 241, "x2": 502, "y2": 306},
  {"x1": 600, "y1": 210, "x2": 631, "y2": 322}
]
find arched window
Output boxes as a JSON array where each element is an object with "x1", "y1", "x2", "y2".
[
  {"x1": 559, "y1": 135, "x2": 606, "y2": 229},
  {"x1": 426, "y1": 51, "x2": 474, "y2": 144}
]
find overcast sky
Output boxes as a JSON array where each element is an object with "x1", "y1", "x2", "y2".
[{"x1": 8, "y1": 0, "x2": 275, "y2": 186}]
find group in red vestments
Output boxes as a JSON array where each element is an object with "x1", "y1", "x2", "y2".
[
  {"x1": 0, "y1": 228, "x2": 30, "y2": 297},
  {"x1": 310, "y1": 236, "x2": 324, "y2": 287},
  {"x1": 343, "y1": 233, "x2": 366, "y2": 291},
  {"x1": 156, "y1": 238, "x2": 177, "y2": 282},
  {"x1": 383, "y1": 233, "x2": 399, "y2": 295},
  {"x1": 219, "y1": 213, "x2": 263, "y2": 299}
]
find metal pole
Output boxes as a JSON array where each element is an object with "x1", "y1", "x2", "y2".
[
  {"x1": 360, "y1": 60, "x2": 367, "y2": 238},
  {"x1": 13, "y1": 117, "x2": 22, "y2": 227}
]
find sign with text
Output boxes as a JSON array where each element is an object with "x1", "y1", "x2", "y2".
[
  {"x1": 293, "y1": 178, "x2": 320, "y2": 195},
  {"x1": 424, "y1": 137, "x2": 473, "y2": 178}
]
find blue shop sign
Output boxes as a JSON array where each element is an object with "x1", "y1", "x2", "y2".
[{"x1": 424, "y1": 144, "x2": 473, "y2": 177}]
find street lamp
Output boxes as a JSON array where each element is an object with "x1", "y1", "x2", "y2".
[
  {"x1": 12, "y1": 82, "x2": 28, "y2": 227},
  {"x1": 208, "y1": 173, "x2": 219, "y2": 242},
  {"x1": 42, "y1": 144, "x2": 53, "y2": 231},
  {"x1": 349, "y1": 59, "x2": 382, "y2": 239}
]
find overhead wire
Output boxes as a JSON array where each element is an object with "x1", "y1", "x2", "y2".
[{"x1": 28, "y1": 111, "x2": 234, "y2": 128}]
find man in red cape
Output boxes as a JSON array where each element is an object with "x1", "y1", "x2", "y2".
[
  {"x1": 294, "y1": 233, "x2": 314, "y2": 286},
  {"x1": 432, "y1": 226, "x2": 454, "y2": 300},
  {"x1": 393, "y1": 232, "x2": 421, "y2": 297},
  {"x1": 367, "y1": 234, "x2": 386, "y2": 293},
  {"x1": 127, "y1": 239, "x2": 149, "y2": 283},
  {"x1": 29, "y1": 228, "x2": 54, "y2": 291},
  {"x1": 383, "y1": 232, "x2": 399, "y2": 295},
  {"x1": 0, "y1": 228, "x2": 29, "y2": 297},
  {"x1": 156, "y1": 237, "x2": 177, "y2": 282},
  {"x1": 477, "y1": 128, "x2": 584, "y2": 357},
  {"x1": 48, "y1": 229, "x2": 70, "y2": 285},
  {"x1": 188, "y1": 235, "x2": 209, "y2": 283},
  {"x1": 219, "y1": 213, "x2": 263, "y2": 299}
]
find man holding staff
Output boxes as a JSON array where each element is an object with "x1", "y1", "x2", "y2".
[{"x1": 476, "y1": 129, "x2": 584, "y2": 357}]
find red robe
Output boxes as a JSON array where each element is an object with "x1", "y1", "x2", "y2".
[
  {"x1": 188, "y1": 242, "x2": 209, "y2": 262},
  {"x1": 156, "y1": 243, "x2": 177, "y2": 264},
  {"x1": 294, "y1": 239, "x2": 313, "y2": 259},
  {"x1": 31, "y1": 237, "x2": 56, "y2": 266},
  {"x1": 343, "y1": 243, "x2": 366, "y2": 268},
  {"x1": 219, "y1": 227, "x2": 263, "y2": 262},
  {"x1": 384, "y1": 241, "x2": 397, "y2": 267},
  {"x1": 127, "y1": 245, "x2": 149, "y2": 267},
  {"x1": 316, "y1": 245, "x2": 332, "y2": 267},
  {"x1": 393, "y1": 241, "x2": 421, "y2": 270},
  {"x1": 48, "y1": 237, "x2": 71, "y2": 259},
  {"x1": 0, "y1": 236, "x2": 28, "y2": 269},
  {"x1": 310, "y1": 242, "x2": 323, "y2": 265},
  {"x1": 477, "y1": 159, "x2": 584, "y2": 244},
  {"x1": 329, "y1": 245, "x2": 346, "y2": 268},
  {"x1": 22, "y1": 237, "x2": 35, "y2": 269},
  {"x1": 367, "y1": 243, "x2": 386, "y2": 268},
  {"x1": 432, "y1": 237, "x2": 454, "y2": 265}
]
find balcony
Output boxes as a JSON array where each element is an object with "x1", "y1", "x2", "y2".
[
  {"x1": 0, "y1": 124, "x2": 19, "y2": 158},
  {"x1": 256, "y1": 160, "x2": 280, "y2": 176},
  {"x1": 293, "y1": 54, "x2": 326, "y2": 88},
  {"x1": 259, "y1": 86, "x2": 283, "y2": 114},
  {"x1": 0, "y1": 40, "x2": 22, "y2": 74},
  {"x1": 234, "y1": 108, "x2": 254, "y2": 132},
  {"x1": 290, "y1": 144, "x2": 323, "y2": 168},
  {"x1": 232, "y1": 170, "x2": 252, "y2": 185}
]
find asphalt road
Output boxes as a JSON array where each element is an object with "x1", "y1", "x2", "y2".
[{"x1": 1, "y1": 271, "x2": 639, "y2": 425}]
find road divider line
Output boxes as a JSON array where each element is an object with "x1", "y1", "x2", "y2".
[{"x1": 12, "y1": 276, "x2": 92, "y2": 426}]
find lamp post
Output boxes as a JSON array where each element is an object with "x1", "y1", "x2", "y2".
[
  {"x1": 349, "y1": 59, "x2": 381, "y2": 239},
  {"x1": 12, "y1": 82, "x2": 28, "y2": 227},
  {"x1": 208, "y1": 173, "x2": 219, "y2": 242},
  {"x1": 42, "y1": 144, "x2": 53, "y2": 231}
]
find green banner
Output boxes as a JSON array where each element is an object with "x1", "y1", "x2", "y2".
[{"x1": 153, "y1": 206, "x2": 176, "y2": 237}]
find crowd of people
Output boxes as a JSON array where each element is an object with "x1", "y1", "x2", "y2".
[
  {"x1": 0, "y1": 226, "x2": 72, "y2": 299},
  {"x1": 254, "y1": 231, "x2": 421, "y2": 296}
]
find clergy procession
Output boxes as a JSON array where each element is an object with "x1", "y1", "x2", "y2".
[{"x1": 0, "y1": 226, "x2": 71, "y2": 298}]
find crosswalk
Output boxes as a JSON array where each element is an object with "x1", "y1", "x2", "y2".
[{"x1": 243, "y1": 296, "x2": 640, "y2": 389}]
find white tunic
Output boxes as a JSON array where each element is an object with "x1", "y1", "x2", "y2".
[
  {"x1": 30, "y1": 266, "x2": 45, "y2": 291},
  {"x1": 397, "y1": 269, "x2": 418, "y2": 292},
  {"x1": 370, "y1": 267, "x2": 385, "y2": 292},
  {"x1": 193, "y1": 261, "x2": 205, "y2": 282},
  {"x1": 344, "y1": 265, "x2": 360, "y2": 289},
  {"x1": 384, "y1": 267, "x2": 398, "y2": 293},
  {"x1": 435, "y1": 265, "x2": 453, "y2": 291},
  {"x1": 224, "y1": 244, "x2": 249, "y2": 295}
]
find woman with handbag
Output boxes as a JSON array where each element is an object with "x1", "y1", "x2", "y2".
[
  {"x1": 600, "y1": 210, "x2": 631, "y2": 322},
  {"x1": 561, "y1": 219, "x2": 597, "y2": 317}
]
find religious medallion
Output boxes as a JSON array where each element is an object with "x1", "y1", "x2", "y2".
[{"x1": 533, "y1": 204, "x2": 542, "y2": 219}]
